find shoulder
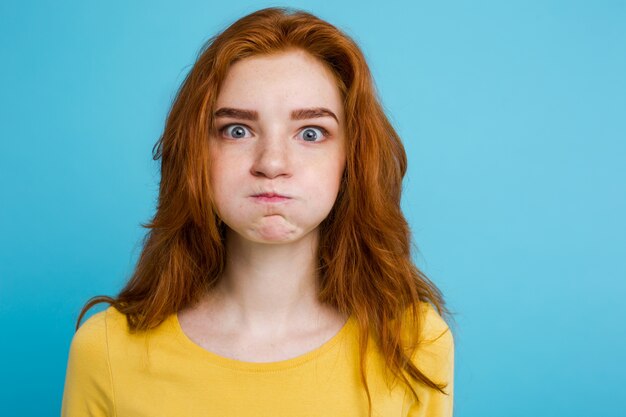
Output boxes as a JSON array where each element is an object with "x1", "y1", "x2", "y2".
[
  {"x1": 70, "y1": 309, "x2": 107, "y2": 356},
  {"x1": 69, "y1": 306, "x2": 127, "y2": 361},
  {"x1": 405, "y1": 302, "x2": 454, "y2": 384},
  {"x1": 416, "y1": 302, "x2": 452, "y2": 345},
  {"x1": 73, "y1": 305, "x2": 127, "y2": 337},
  {"x1": 401, "y1": 302, "x2": 452, "y2": 342},
  {"x1": 400, "y1": 303, "x2": 455, "y2": 417},
  {"x1": 62, "y1": 307, "x2": 122, "y2": 415}
]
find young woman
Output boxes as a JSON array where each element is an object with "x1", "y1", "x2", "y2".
[{"x1": 62, "y1": 7, "x2": 454, "y2": 417}]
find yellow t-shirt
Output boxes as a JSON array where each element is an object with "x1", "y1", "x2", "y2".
[{"x1": 61, "y1": 303, "x2": 453, "y2": 417}]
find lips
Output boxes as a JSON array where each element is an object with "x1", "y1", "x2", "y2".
[
  {"x1": 251, "y1": 192, "x2": 291, "y2": 202},
  {"x1": 253, "y1": 193, "x2": 288, "y2": 198}
]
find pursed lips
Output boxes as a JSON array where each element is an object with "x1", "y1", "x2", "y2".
[{"x1": 251, "y1": 192, "x2": 291, "y2": 202}]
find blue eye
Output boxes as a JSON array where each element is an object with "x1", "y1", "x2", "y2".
[
  {"x1": 299, "y1": 127, "x2": 328, "y2": 142},
  {"x1": 221, "y1": 124, "x2": 251, "y2": 139}
]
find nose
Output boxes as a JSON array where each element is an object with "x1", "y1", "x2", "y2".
[{"x1": 250, "y1": 135, "x2": 291, "y2": 179}]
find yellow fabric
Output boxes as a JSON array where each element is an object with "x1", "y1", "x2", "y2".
[{"x1": 62, "y1": 303, "x2": 453, "y2": 417}]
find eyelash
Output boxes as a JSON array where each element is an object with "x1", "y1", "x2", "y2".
[{"x1": 218, "y1": 124, "x2": 330, "y2": 142}]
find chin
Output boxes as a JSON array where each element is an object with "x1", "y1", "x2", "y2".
[
  {"x1": 250, "y1": 227, "x2": 300, "y2": 243},
  {"x1": 225, "y1": 215, "x2": 323, "y2": 245}
]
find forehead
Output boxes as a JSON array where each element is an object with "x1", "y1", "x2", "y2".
[{"x1": 216, "y1": 50, "x2": 344, "y2": 120}]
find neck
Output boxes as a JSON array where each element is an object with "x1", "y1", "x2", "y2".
[{"x1": 208, "y1": 228, "x2": 327, "y2": 335}]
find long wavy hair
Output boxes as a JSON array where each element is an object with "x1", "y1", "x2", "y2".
[{"x1": 77, "y1": 6, "x2": 448, "y2": 414}]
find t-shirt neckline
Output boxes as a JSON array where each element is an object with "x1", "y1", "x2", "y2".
[{"x1": 168, "y1": 311, "x2": 355, "y2": 372}]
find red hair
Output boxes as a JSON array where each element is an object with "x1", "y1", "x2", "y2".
[{"x1": 77, "y1": 7, "x2": 448, "y2": 414}]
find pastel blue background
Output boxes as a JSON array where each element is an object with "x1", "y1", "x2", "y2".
[{"x1": 1, "y1": 1, "x2": 624, "y2": 416}]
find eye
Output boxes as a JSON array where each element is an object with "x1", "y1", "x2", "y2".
[
  {"x1": 220, "y1": 124, "x2": 252, "y2": 139},
  {"x1": 298, "y1": 126, "x2": 329, "y2": 143}
]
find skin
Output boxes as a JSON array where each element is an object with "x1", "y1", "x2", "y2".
[{"x1": 177, "y1": 49, "x2": 349, "y2": 361}]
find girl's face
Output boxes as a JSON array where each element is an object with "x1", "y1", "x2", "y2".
[{"x1": 209, "y1": 49, "x2": 346, "y2": 244}]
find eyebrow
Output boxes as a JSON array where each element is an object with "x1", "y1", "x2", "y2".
[{"x1": 214, "y1": 107, "x2": 339, "y2": 123}]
